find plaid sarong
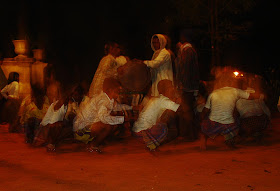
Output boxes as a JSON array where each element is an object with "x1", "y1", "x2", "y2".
[
  {"x1": 201, "y1": 118, "x2": 238, "y2": 140},
  {"x1": 141, "y1": 122, "x2": 168, "y2": 150},
  {"x1": 239, "y1": 114, "x2": 269, "y2": 137}
]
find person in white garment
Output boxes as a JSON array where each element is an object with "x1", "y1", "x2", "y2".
[
  {"x1": 0, "y1": 72, "x2": 20, "y2": 124},
  {"x1": 142, "y1": 34, "x2": 174, "y2": 97},
  {"x1": 132, "y1": 80, "x2": 180, "y2": 151},
  {"x1": 88, "y1": 42, "x2": 122, "y2": 97},
  {"x1": 74, "y1": 77, "x2": 138, "y2": 153},
  {"x1": 200, "y1": 72, "x2": 259, "y2": 150}
]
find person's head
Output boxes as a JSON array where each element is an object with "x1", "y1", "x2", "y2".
[
  {"x1": 157, "y1": 80, "x2": 176, "y2": 99},
  {"x1": 104, "y1": 42, "x2": 121, "y2": 58},
  {"x1": 151, "y1": 34, "x2": 167, "y2": 51},
  {"x1": 7, "y1": 72, "x2": 19, "y2": 84},
  {"x1": 179, "y1": 29, "x2": 192, "y2": 43},
  {"x1": 103, "y1": 77, "x2": 122, "y2": 100},
  {"x1": 31, "y1": 83, "x2": 45, "y2": 109},
  {"x1": 71, "y1": 84, "x2": 85, "y2": 104}
]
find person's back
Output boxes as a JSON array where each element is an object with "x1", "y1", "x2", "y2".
[{"x1": 207, "y1": 87, "x2": 249, "y2": 124}]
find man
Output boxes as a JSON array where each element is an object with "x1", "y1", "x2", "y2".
[
  {"x1": 74, "y1": 77, "x2": 136, "y2": 153},
  {"x1": 143, "y1": 34, "x2": 174, "y2": 97},
  {"x1": 88, "y1": 41, "x2": 121, "y2": 97},
  {"x1": 174, "y1": 29, "x2": 200, "y2": 140},
  {"x1": 132, "y1": 80, "x2": 180, "y2": 151}
]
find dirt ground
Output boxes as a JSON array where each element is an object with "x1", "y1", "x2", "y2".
[{"x1": 0, "y1": 112, "x2": 280, "y2": 191}]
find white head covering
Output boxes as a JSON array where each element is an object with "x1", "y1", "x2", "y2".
[{"x1": 150, "y1": 34, "x2": 167, "y2": 52}]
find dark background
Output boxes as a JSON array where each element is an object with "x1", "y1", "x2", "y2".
[{"x1": 0, "y1": 0, "x2": 279, "y2": 88}]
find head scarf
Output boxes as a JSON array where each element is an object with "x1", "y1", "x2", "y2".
[{"x1": 150, "y1": 34, "x2": 167, "y2": 52}]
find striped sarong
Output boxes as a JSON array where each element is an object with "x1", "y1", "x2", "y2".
[
  {"x1": 201, "y1": 118, "x2": 238, "y2": 140},
  {"x1": 141, "y1": 122, "x2": 168, "y2": 150}
]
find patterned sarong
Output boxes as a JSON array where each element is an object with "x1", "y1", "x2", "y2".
[
  {"x1": 201, "y1": 118, "x2": 238, "y2": 140},
  {"x1": 141, "y1": 122, "x2": 168, "y2": 150},
  {"x1": 239, "y1": 114, "x2": 269, "y2": 137}
]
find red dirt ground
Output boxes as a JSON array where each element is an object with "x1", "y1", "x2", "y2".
[{"x1": 1, "y1": 112, "x2": 280, "y2": 191}]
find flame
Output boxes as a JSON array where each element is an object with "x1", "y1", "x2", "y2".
[{"x1": 233, "y1": 71, "x2": 239, "y2": 77}]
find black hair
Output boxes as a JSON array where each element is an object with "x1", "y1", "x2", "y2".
[{"x1": 7, "y1": 72, "x2": 19, "y2": 84}]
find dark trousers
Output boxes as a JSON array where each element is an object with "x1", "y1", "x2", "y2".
[{"x1": 177, "y1": 92, "x2": 198, "y2": 140}]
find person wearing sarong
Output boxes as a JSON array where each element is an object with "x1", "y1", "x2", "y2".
[
  {"x1": 0, "y1": 72, "x2": 20, "y2": 125},
  {"x1": 33, "y1": 97, "x2": 67, "y2": 147},
  {"x1": 236, "y1": 92, "x2": 271, "y2": 142},
  {"x1": 74, "y1": 77, "x2": 135, "y2": 153},
  {"x1": 200, "y1": 81, "x2": 251, "y2": 150},
  {"x1": 21, "y1": 84, "x2": 49, "y2": 143},
  {"x1": 45, "y1": 85, "x2": 86, "y2": 152},
  {"x1": 132, "y1": 80, "x2": 180, "y2": 151},
  {"x1": 88, "y1": 42, "x2": 122, "y2": 97},
  {"x1": 142, "y1": 34, "x2": 174, "y2": 97}
]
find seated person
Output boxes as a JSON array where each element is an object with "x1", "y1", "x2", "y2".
[
  {"x1": 200, "y1": 72, "x2": 259, "y2": 150},
  {"x1": 73, "y1": 77, "x2": 137, "y2": 153},
  {"x1": 45, "y1": 84, "x2": 86, "y2": 152},
  {"x1": 32, "y1": 91, "x2": 68, "y2": 147},
  {"x1": 21, "y1": 84, "x2": 49, "y2": 143},
  {"x1": 132, "y1": 80, "x2": 181, "y2": 151},
  {"x1": 236, "y1": 76, "x2": 271, "y2": 143}
]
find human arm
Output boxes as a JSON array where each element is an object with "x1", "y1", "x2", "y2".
[{"x1": 144, "y1": 50, "x2": 170, "y2": 68}]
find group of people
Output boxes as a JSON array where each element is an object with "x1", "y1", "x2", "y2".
[{"x1": 0, "y1": 31, "x2": 272, "y2": 153}]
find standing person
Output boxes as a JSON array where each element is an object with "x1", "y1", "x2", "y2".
[
  {"x1": 174, "y1": 29, "x2": 200, "y2": 140},
  {"x1": 88, "y1": 41, "x2": 121, "y2": 97},
  {"x1": 0, "y1": 72, "x2": 20, "y2": 125},
  {"x1": 142, "y1": 34, "x2": 174, "y2": 97}
]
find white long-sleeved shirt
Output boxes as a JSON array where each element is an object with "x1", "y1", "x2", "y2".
[
  {"x1": 144, "y1": 48, "x2": 174, "y2": 96},
  {"x1": 73, "y1": 92, "x2": 132, "y2": 132},
  {"x1": 1, "y1": 81, "x2": 19, "y2": 99}
]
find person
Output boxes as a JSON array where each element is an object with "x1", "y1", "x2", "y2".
[
  {"x1": 236, "y1": 75, "x2": 271, "y2": 143},
  {"x1": 0, "y1": 72, "x2": 20, "y2": 125},
  {"x1": 45, "y1": 67, "x2": 62, "y2": 104},
  {"x1": 142, "y1": 34, "x2": 174, "y2": 97},
  {"x1": 199, "y1": 72, "x2": 259, "y2": 150},
  {"x1": 21, "y1": 84, "x2": 49, "y2": 143},
  {"x1": 45, "y1": 84, "x2": 86, "y2": 152},
  {"x1": 132, "y1": 80, "x2": 181, "y2": 151},
  {"x1": 74, "y1": 77, "x2": 137, "y2": 153},
  {"x1": 174, "y1": 29, "x2": 200, "y2": 140},
  {"x1": 88, "y1": 41, "x2": 121, "y2": 97}
]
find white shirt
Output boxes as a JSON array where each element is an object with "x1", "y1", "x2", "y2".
[
  {"x1": 132, "y1": 94, "x2": 180, "y2": 133},
  {"x1": 73, "y1": 92, "x2": 132, "y2": 132},
  {"x1": 205, "y1": 87, "x2": 249, "y2": 124},
  {"x1": 236, "y1": 95, "x2": 271, "y2": 118},
  {"x1": 1, "y1": 81, "x2": 19, "y2": 99},
  {"x1": 40, "y1": 101, "x2": 67, "y2": 126}
]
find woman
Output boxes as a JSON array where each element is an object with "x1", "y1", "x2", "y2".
[{"x1": 143, "y1": 34, "x2": 174, "y2": 96}]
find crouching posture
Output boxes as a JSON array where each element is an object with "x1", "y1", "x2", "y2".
[
  {"x1": 73, "y1": 77, "x2": 135, "y2": 153},
  {"x1": 132, "y1": 80, "x2": 180, "y2": 151}
]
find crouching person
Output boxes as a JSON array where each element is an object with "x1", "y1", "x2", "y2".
[
  {"x1": 132, "y1": 80, "x2": 181, "y2": 151},
  {"x1": 22, "y1": 84, "x2": 49, "y2": 143},
  {"x1": 45, "y1": 85, "x2": 85, "y2": 152},
  {"x1": 73, "y1": 77, "x2": 135, "y2": 153}
]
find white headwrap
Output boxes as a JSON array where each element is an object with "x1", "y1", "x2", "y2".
[{"x1": 150, "y1": 34, "x2": 167, "y2": 52}]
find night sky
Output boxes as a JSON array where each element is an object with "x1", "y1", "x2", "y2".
[{"x1": 0, "y1": 0, "x2": 279, "y2": 88}]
